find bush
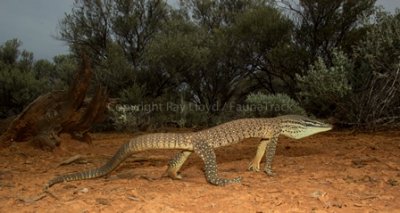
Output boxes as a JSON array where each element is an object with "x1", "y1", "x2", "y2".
[
  {"x1": 119, "y1": 84, "x2": 145, "y2": 105},
  {"x1": 346, "y1": 10, "x2": 400, "y2": 128},
  {"x1": 0, "y1": 39, "x2": 48, "y2": 118},
  {"x1": 296, "y1": 11, "x2": 400, "y2": 128},
  {"x1": 296, "y1": 50, "x2": 352, "y2": 116},
  {"x1": 243, "y1": 93, "x2": 306, "y2": 118},
  {"x1": 0, "y1": 66, "x2": 46, "y2": 118}
]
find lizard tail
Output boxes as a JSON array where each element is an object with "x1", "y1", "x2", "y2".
[
  {"x1": 44, "y1": 133, "x2": 190, "y2": 190},
  {"x1": 45, "y1": 142, "x2": 131, "y2": 189}
]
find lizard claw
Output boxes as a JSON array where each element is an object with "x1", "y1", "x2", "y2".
[
  {"x1": 165, "y1": 169, "x2": 183, "y2": 180},
  {"x1": 264, "y1": 168, "x2": 276, "y2": 176},
  {"x1": 248, "y1": 163, "x2": 260, "y2": 172}
]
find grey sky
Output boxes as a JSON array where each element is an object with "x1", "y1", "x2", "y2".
[
  {"x1": 0, "y1": 0, "x2": 399, "y2": 61},
  {"x1": 0, "y1": 0, "x2": 73, "y2": 60}
]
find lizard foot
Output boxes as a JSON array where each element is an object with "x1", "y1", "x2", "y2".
[
  {"x1": 264, "y1": 168, "x2": 276, "y2": 176},
  {"x1": 209, "y1": 177, "x2": 242, "y2": 186},
  {"x1": 248, "y1": 161, "x2": 261, "y2": 172},
  {"x1": 166, "y1": 170, "x2": 183, "y2": 180}
]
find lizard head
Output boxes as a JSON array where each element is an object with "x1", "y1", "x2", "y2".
[{"x1": 278, "y1": 115, "x2": 332, "y2": 139}]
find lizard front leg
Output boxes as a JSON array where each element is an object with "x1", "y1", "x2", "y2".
[
  {"x1": 264, "y1": 136, "x2": 278, "y2": 176},
  {"x1": 167, "y1": 151, "x2": 192, "y2": 179},
  {"x1": 248, "y1": 139, "x2": 269, "y2": 172},
  {"x1": 193, "y1": 141, "x2": 241, "y2": 186}
]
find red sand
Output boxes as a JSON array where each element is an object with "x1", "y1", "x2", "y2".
[{"x1": 1, "y1": 131, "x2": 399, "y2": 212}]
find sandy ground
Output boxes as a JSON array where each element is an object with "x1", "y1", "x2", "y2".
[{"x1": 0, "y1": 130, "x2": 399, "y2": 212}]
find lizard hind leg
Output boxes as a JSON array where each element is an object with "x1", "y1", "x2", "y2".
[
  {"x1": 193, "y1": 141, "x2": 241, "y2": 186},
  {"x1": 167, "y1": 151, "x2": 192, "y2": 179},
  {"x1": 264, "y1": 137, "x2": 278, "y2": 176}
]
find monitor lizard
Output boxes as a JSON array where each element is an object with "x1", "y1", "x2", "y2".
[{"x1": 45, "y1": 115, "x2": 332, "y2": 188}]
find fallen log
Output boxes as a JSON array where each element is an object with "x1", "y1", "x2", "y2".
[{"x1": 0, "y1": 55, "x2": 108, "y2": 149}]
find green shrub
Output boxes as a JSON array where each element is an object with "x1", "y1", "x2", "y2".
[
  {"x1": 345, "y1": 10, "x2": 400, "y2": 127},
  {"x1": 243, "y1": 93, "x2": 306, "y2": 117},
  {"x1": 0, "y1": 66, "x2": 46, "y2": 117},
  {"x1": 119, "y1": 84, "x2": 145, "y2": 105},
  {"x1": 296, "y1": 50, "x2": 352, "y2": 116},
  {"x1": 0, "y1": 39, "x2": 48, "y2": 118}
]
